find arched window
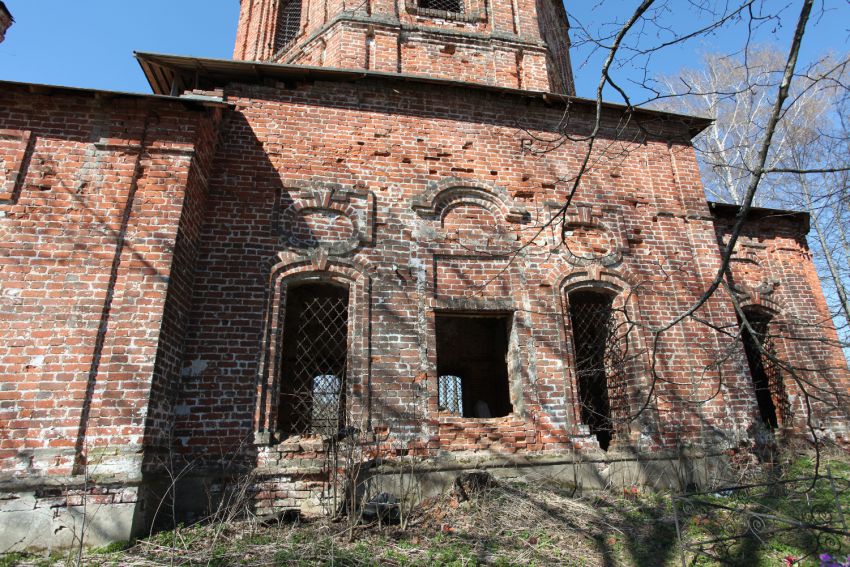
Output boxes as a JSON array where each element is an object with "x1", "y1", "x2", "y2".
[
  {"x1": 278, "y1": 283, "x2": 349, "y2": 436},
  {"x1": 739, "y1": 309, "x2": 780, "y2": 429},
  {"x1": 568, "y1": 290, "x2": 617, "y2": 450}
]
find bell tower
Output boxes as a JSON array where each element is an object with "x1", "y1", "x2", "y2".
[{"x1": 233, "y1": 0, "x2": 575, "y2": 94}]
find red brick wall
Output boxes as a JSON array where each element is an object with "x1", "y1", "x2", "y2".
[
  {"x1": 142, "y1": 108, "x2": 223, "y2": 468},
  {"x1": 4, "y1": 73, "x2": 846, "y2": 524},
  {"x1": 0, "y1": 84, "x2": 217, "y2": 480},
  {"x1": 1, "y1": 69, "x2": 847, "y2": 524},
  {"x1": 170, "y1": 76, "x2": 829, "y2": 491},
  {"x1": 234, "y1": 0, "x2": 278, "y2": 61},
  {"x1": 713, "y1": 209, "x2": 850, "y2": 442},
  {"x1": 536, "y1": 0, "x2": 573, "y2": 94}
]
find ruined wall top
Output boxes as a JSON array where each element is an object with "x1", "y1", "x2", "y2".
[{"x1": 232, "y1": 0, "x2": 575, "y2": 94}]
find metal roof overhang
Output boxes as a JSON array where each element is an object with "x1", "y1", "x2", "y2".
[
  {"x1": 708, "y1": 201, "x2": 810, "y2": 233},
  {"x1": 135, "y1": 52, "x2": 714, "y2": 138},
  {"x1": 0, "y1": 78, "x2": 228, "y2": 110}
]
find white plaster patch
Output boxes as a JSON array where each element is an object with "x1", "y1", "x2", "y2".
[{"x1": 180, "y1": 358, "x2": 208, "y2": 377}]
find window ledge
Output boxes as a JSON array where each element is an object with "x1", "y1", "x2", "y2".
[
  {"x1": 255, "y1": 431, "x2": 274, "y2": 445},
  {"x1": 436, "y1": 413, "x2": 518, "y2": 424}
]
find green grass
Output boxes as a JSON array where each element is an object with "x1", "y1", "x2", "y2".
[
  {"x1": 0, "y1": 553, "x2": 28, "y2": 567},
  {"x1": 89, "y1": 541, "x2": 129, "y2": 555},
  {"x1": 648, "y1": 457, "x2": 850, "y2": 566}
]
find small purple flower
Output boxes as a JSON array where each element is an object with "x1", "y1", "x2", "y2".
[{"x1": 819, "y1": 553, "x2": 850, "y2": 567}]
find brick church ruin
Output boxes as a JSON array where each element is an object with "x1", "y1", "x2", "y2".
[{"x1": 1, "y1": 0, "x2": 848, "y2": 550}]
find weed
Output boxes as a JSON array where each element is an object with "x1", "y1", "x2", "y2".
[{"x1": 89, "y1": 541, "x2": 129, "y2": 555}]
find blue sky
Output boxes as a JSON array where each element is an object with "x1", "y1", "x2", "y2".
[{"x1": 0, "y1": 1, "x2": 847, "y2": 99}]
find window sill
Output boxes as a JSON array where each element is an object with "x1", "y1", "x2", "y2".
[{"x1": 436, "y1": 413, "x2": 517, "y2": 423}]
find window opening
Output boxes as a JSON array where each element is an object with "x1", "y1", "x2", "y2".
[
  {"x1": 435, "y1": 314, "x2": 512, "y2": 418},
  {"x1": 279, "y1": 283, "x2": 349, "y2": 436},
  {"x1": 417, "y1": 0, "x2": 463, "y2": 13},
  {"x1": 438, "y1": 374, "x2": 463, "y2": 415},
  {"x1": 740, "y1": 310, "x2": 780, "y2": 429},
  {"x1": 569, "y1": 290, "x2": 616, "y2": 450},
  {"x1": 275, "y1": 0, "x2": 302, "y2": 52}
]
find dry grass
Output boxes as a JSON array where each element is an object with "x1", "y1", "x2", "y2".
[
  {"x1": 6, "y1": 454, "x2": 849, "y2": 566},
  {"x1": 68, "y1": 478, "x2": 665, "y2": 567}
]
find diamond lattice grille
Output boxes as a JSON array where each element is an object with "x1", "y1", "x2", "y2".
[
  {"x1": 280, "y1": 287, "x2": 348, "y2": 436},
  {"x1": 569, "y1": 292, "x2": 627, "y2": 448},
  {"x1": 438, "y1": 375, "x2": 463, "y2": 415},
  {"x1": 741, "y1": 313, "x2": 787, "y2": 428},
  {"x1": 418, "y1": 0, "x2": 464, "y2": 13},
  {"x1": 275, "y1": 0, "x2": 302, "y2": 52}
]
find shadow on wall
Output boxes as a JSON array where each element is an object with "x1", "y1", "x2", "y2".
[{"x1": 134, "y1": 87, "x2": 849, "y2": 551}]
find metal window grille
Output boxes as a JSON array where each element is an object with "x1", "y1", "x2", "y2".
[
  {"x1": 280, "y1": 287, "x2": 348, "y2": 436},
  {"x1": 438, "y1": 375, "x2": 463, "y2": 415},
  {"x1": 741, "y1": 313, "x2": 787, "y2": 428},
  {"x1": 569, "y1": 291, "x2": 627, "y2": 449},
  {"x1": 275, "y1": 0, "x2": 302, "y2": 52},
  {"x1": 311, "y1": 374, "x2": 342, "y2": 436},
  {"x1": 417, "y1": 0, "x2": 464, "y2": 13}
]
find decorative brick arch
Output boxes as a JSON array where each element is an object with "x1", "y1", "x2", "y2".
[
  {"x1": 278, "y1": 186, "x2": 373, "y2": 255},
  {"x1": 254, "y1": 252, "x2": 373, "y2": 443},
  {"x1": 547, "y1": 263, "x2": 638, "y2": 293},
  {"x1": 735, "y1": 287, "x2": 786, "y2": 317},
  {"x1": 411, "y1": 178, "x2": 529, "y2": 224}
]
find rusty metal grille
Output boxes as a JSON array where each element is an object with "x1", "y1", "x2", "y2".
[
  {"x1": 741, "y1": 313, "x2": 788, "y2": 428},
  {"x1": 279, "y1": 286, "x2": 348, "y2": 436},
  {"x1": 438, "y1": 375, "x2": 463, "y2": 415},
  {"x1": 417, "y1": 0, "x2": 464, "y2": 13},
  {"x1": 569, "y1": 291, "x2": 628, "y2": 449},
  {"x1": 275, "y1": 0, "x2": 302, "y2": 52}
]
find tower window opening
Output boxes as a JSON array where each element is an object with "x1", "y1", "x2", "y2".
[
  {"x1": 435, "y1": 314, "x2": 512, "y2": 418},
  {"x1": 569, "y1": 290, "x2": 616, "y2": 451},
  {"x1": 275, "y1": 0, "x2": 302, "y2": 52},
  {"x1": 278, "y1": 283, "x2": 349, "y2": 436},
  {"x1": 740, "y1": 310, "x2": 780, "y2": 429},
  {"x1": 417, "y1": 0, "x2": 464, "y2": 14}
]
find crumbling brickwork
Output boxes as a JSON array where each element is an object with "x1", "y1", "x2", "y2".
[
  {"x1": 154, "y1": 74, "x2": 846, "y2": 516},
  {"x1": 0, "y1": 0, "x2": 848, "y2": 549}
]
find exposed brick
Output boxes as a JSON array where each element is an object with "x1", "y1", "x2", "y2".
[{"x1": 0, "y1": 1, "x2": 848, "y2": 545}]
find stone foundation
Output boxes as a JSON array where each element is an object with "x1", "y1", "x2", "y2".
[
  {"x1": 0, "y1": 480, "x2": 143, "y2": 552},
  {"x1": 248, "y1": 448, "x2": 740, "y2": 520}
]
